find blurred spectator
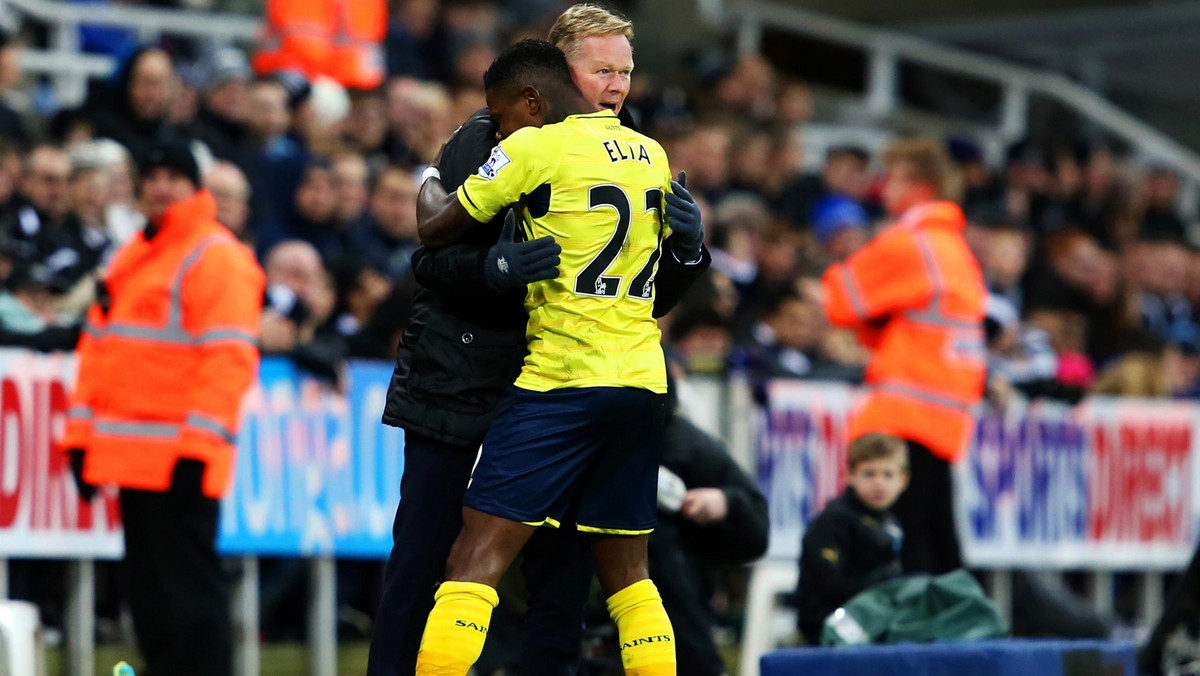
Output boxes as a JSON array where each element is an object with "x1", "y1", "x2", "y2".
[
  {"x1": 1139, "y1": 165, "x2": 1186, "y2": 241},
  {"x1": 245, "y1": 76, "x2": 310, "y2": 232},
  {"x1": 383, "y1": 77, "x2": 454, "y2": 163},
  {"x1": 1166, "y1": 333, "x2": 1200, "y2": 398},
  {"x1": 979, "y1": 218, "x2": 1030, "y2": 311},
  {"x1": 740, "y1": 288, "x2": 862, "y2": 383},
  {"x1": 947, "y1": 137, "x2": 992, "y2": 217},
  {"x1": 1129, "y1": 235, "x2": 1195, "y2": 344},
  {"x1": 261, "y1": 239, "x2": 321, "y2": 353},
  {"x1": 811, "y1": 195, "x2": 869, "y2": 262},
  {"x1": 49, "y1": 146, "x2": 117, "y2": 303},
  {"x1": 1093, "y1": 345, "x2": 1169, "y2": 397},
  {"x1": 344, "y1": 88, "x2": 389, "y2": 157},
  {"x1": 85, "y1": 47, "x2": 181, "y2": 161},
  {"x1": 189, "y1": 48, "x2": 253, "y2": 167},
  {"x1": 344, "y1": 164, "x2": 419, "y2": 282},
  {"x1": 261, "y1": 239, "x2": 345, "y2": 383},
  {"x1": 680, "y1": 124, "x2": 732, "y2": 204},
  {"x1": 452, "y1": 38, "x2": 497, "y2": 91},
  {"x1": 774, "y1": 79, "x2": 813, "y2": 127},
  {"x1": 385, "y1": 0, "x2": 451, "y2": 80},
  {"x1": 779, "y1": 145, "x2": 871, "y2": 230},
  {"x1": 2, "y1": 144, "x2": 72, "y2": 262},
  {"x1": 0, "y1": 263, "x2": 64, "y2": 332},
  {"x1": 983, "y1": 295, "x2": 1077, "y2": 407},
  {"x1": 0, "y1": 31, "x2": 29, "y2": 148},
  {"x1": 328, "y1": 254, "x2": 397, "y2": 358},
  {"x1": 712, "y1": 54, "x2": 776, "y2": 121},
  {"x1": 206, "y1": 160, "x2": 252, "y2": 240},
  {"x1": 332, "y1": 151, "x2": 371, "y2": 226},
  {"x1": 258, "y1": 159, "x2": 343, "y2": 259}
]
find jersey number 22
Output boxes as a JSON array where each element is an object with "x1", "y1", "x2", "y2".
[{"x1": 575, "y1": 184, "x2": 664, "y2": 300}]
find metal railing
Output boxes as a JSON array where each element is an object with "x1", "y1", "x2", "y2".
[
  {"x1": 720, "y1": 0, "x2": 1200, "y2": 212},
  {"x1": 3, "y1": 0, "x2": 259, "y2": 105}
]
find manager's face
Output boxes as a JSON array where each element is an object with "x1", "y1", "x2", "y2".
[{"x1": 567, "y1": 34, "x2": 632, "y2": 115}]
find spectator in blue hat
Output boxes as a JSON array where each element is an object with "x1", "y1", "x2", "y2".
[{"x1": 812, "y1": 194, "x2": 870, "y2": 261}]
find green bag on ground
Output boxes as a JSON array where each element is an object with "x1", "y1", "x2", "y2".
[{"x1": 821, "y1": 569, "x2": 1010, "y2": 646}]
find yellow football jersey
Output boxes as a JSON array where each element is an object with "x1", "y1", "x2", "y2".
[{"x1": 457, "y1": 110, "x2": 672, "y2": 393}]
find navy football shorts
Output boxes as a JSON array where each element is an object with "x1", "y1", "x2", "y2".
[{"x1": 463, "y1": 385, "x2": 668, "y2": 534}]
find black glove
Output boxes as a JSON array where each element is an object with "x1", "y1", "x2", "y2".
[
  {"x1": 482, "y1": 211, "x2": 561, "y2": 291},
  {"x1": 664, "y1": 171, "x2": 704, "y2": 262},
  {"x1": 67, "y1": 448, "x2": 97, "y2": 502}
]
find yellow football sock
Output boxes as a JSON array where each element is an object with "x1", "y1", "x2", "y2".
[
  {"x1": 607, "y1": 579, "x2": 676, "y2": 675},
  {"x1": 415, "y1": 580, "x2": 499, "y2": 676}
]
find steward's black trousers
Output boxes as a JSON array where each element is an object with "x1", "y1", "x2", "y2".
[
  {"x1": 891, "y1": 441, "x2": 964, "y2": 575},
  {"x1": 367, "y1": 433, "x2": 592, "y2": 676},
  {"x1": 120, "y1": 460, "x2": 231, "y2": 676}
]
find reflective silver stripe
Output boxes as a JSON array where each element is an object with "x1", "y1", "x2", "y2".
[
  {"x1": 842, "y1": 267, "x2": 869, "y2": 320},
  {"x1": 196, "y1": 328, "x2": 258, "y2": 346},
  {"x1": 94, "y1": 236, "x2": 234, "y2": 347},
  {"x1": 68, "y1": 406, "x2": 93, "y2": 420},
  {"x1": 104, "y1": 322, "x2": 193, "y2": 345},
  {"x1": 873, "y1": 382, "x2": 973, "y2": 413},
  {"x1": 905, "y1": 231, "x2": 981, "y2": 329},
  {"x1": 170, "y1": 236, "x2": 227, "y2": 327},
  {"x1": 914, "y1": 231, "x2": 943, "y2": 304},
  {"x1": 83, "y1": 321, "x2": 104, "y2": 339},
  {"x1": 94, "y1": 421, "x2": 180, "y2": 439},
  {"x1": 186, "y1": 413, "x2": 236, "y2": 444},
  {"x1": 904, "y1": 311, "x2": 981, "y2": 331}
]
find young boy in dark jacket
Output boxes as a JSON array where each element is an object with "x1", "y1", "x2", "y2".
[{"x1": 795, "y1": 433, "x2": 909, "y2": 644}]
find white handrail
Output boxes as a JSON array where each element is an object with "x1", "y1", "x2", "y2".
[
  {"x1": 726, "y1": 0, "x2": 1200, "y2": 186},
  {"x1": 2, "y1": 0, "x2": 260, "y2": 106},
  {"x1": 5, "y1": 0, "x2": 259, "y2": 41}
]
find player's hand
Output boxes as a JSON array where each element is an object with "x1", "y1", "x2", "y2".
[
  {"x1": 482, "y1": 212, "x2": 561, "y2": 291},
  {"x1": 680, "y1": 487, "x2": 728, "y2": 525},
  {"x1": 67, "y1": 448, "x2": 97, "y2": 502},
  {"x1": 431, "y1": 140, "x2": 448, "y2": 170},
  {"x1": 664, "y1": 171, "x2": 704, "y2": 262}
]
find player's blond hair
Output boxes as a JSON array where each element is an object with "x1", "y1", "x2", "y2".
[{"x1": 548, "y1": 4, "x2": 635, "y2": 61}]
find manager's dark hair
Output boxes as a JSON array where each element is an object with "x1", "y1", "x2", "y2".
[{"x1": 483, "y1": 39, "x2": 574, "y2": 93}]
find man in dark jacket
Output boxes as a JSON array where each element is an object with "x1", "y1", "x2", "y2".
[
  {"x1": 85, "y1": 47, "x2": 182, "y2": 163},
  {"x1": 651, "y1": 386, "x2": 769, "y2": 675},
  {"x1": 369, "y1": 9, "x2": 711, "y2": 673}
]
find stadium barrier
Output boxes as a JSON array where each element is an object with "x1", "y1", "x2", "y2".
[
  {"x1": 0, "y1": 349, "x2": 1193, "y2": 674},
  {"x1": 0, "y1": 349, "x2": 403, "y2": 676}
]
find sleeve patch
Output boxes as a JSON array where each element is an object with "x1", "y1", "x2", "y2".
[{"x1": 478, "y1": 145, "x2": 511, "y2": 180}]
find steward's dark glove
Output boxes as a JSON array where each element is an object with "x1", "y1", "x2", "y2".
[
  {"x1": 482, "y1": 211, "x2": 561, "y2": 291},
  {"x1": 665, "y1": 171, "x2": 704, "y2": 262},
  {"x1": 67, "y1": 448, "x2": 97, "y2": 502}
]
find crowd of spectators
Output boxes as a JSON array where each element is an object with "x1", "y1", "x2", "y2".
[{"x1": 0, "y1": 0, "x2": 1198, "y2": 408}]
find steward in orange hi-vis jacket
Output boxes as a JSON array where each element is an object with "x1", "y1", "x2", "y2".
[
  {"x1": 822, "y1": 200, "x2": 986, "y2": 462},
  {"x1": 821, "y1": 137, "x2": 985, "y2": 575},
  {"x1": 253, "y1": 0, "x2": 386, "y2": 90},
  {"x1": 59, "y1": 140, "x2": 264, "y2": 676}
]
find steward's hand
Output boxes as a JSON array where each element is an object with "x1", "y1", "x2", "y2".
[
  {"x1": 665, "y1": 171, "x2": 704, "y2": 261},
  {"x1": 482, "y1": 212, "x2": 561, "y2": 291}
]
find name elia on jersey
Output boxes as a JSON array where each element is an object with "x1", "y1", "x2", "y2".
[{"x1": 603, "y1": 139, "x2": 653, "y2": 165}]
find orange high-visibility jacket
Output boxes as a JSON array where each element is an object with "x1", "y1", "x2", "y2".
[
  {"x1": 59, "y1": 191, "x2": 265, "y2": 498},
  {"x1": 253, "y1": 0, "x2": 386, "y2": 90},
  {"x1": 822, "y1": 201, "x2": 986, "y2": 463}
]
